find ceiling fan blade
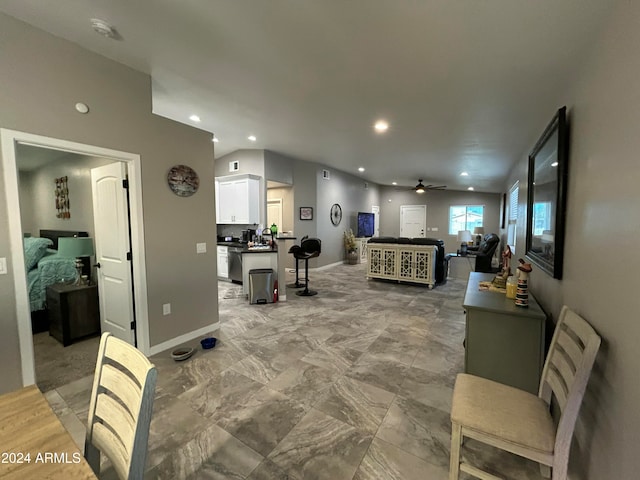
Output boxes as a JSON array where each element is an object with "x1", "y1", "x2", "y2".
[{"x1": 425, "y1": 185, "x2": 447, "y2": 190}]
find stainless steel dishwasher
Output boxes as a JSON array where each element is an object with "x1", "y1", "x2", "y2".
[{"x1": 228, "y1": 247, "x2": 243, "y2": 283}]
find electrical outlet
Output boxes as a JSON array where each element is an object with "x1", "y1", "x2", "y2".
[
  {"x1": 196, "y1": 242, "x2": 207, "y2": 254},
  {"x1": 0, "y1": 257, "x2": 7, "y2": 275},
  {"x1": 163, "y1": 303, "x2": 171, "y2": 315}
]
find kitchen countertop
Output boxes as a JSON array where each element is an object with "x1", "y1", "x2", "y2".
[
  {"x1": 217, "y1": 242, "x2": 278, "y2": 253},
  {"x1": 217, "y1": 241, "x2": 245, "y2": 248},
  {"x1": 242, "y1": 247, "x2": 277, "y2": 254}
]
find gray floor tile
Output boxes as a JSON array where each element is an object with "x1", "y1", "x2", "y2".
[
  {"x1": 376, "y1": 396, "x2": 451, "y2": 467},
  {"x1": 354, "y1": 437, "x2": 448, "y2": 480},
  {"x1": 314, "y1": 376, "x2": 396, "y2": 433},
  {"x1": 268, "y1": 408, "x2": 373, "y2": 480}
]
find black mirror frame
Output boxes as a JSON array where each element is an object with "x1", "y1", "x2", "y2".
[{"x1": 525, "y1": 106, "x2": 569, "y2": 279}]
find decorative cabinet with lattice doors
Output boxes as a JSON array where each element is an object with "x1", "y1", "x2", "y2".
[
  {"x1": 367, "y1": 243, "x2": 437, "y2": 288},
  {"x1": 367, "y1": 244, "x2": 397, "y2": 279}
]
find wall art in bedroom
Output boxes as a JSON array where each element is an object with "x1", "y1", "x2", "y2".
[{"x1": 55, "y1": 175, "x2": 70, "y2": 219}]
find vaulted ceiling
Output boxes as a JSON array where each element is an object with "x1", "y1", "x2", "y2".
[{"x1": 0, "y1": 0, "x2": 613, "y2": 191}]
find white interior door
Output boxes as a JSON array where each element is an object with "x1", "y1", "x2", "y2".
[
  {"x1": 400, "y1": 205, "x2": 427, "y2": 238},
  {"x1": 91, "y1": 162, "x2": 135, "y2": 345},
  {"x1": 267, "y1": 198, "x2": 283, "y2": 231},
  {"x1": 372, "y1": 205, "x2": 380, "y2": 237}
]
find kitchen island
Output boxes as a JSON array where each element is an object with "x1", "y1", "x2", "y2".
[{"x1": 241, "y1": 248, "x2": 278, "y2": 296}]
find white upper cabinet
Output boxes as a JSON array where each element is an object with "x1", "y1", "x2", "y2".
[{"x1": 215, "y1": 174, "x2": 260, "y2": 224}]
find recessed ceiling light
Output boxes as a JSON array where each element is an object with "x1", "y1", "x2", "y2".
[
  {"x1": 90, "y1": 18, "x2": 117, "y2": 39},
  {"x1": 374, "y1": 120, "x2": 389, "y2": 133},
  {"x1": 467, "y1": 187, "x2": 474, "y2": 191},
  {"x1": 392, "y1": 181, "x2": 397, "y2": 185},
  {"x1": 189, "y1": 114, "x2": 201, "y2": 122},
  {"x1": 248, "y1": 135, "x2": 257, "y2": 142},
  {"x1": 358, "y1": 167, "x2": 365, "y2": 172},
  {"x1": 212, "y1": 136, "x2": 219, "y2": 143},
  {"x1": 551, "y1": 161, "x2": 559, "y2": 167},
  {"x1": 460, "y1": 172, "x2": 469, "y2": 176}
]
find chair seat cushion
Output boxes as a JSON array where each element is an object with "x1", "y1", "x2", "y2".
[{"x1": 451, "y1": 374, "x2": 555, "y2": 455}]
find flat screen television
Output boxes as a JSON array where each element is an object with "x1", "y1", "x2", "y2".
[{"x1": 357, "y1": 212, "x2": 375, "y2": 238}]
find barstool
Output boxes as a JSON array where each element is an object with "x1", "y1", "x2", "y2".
[
  {"x1": 294, "y1": 238, "x2": 321, "y2": 297},
  {"x1": 288, "y1": 235, "x2": 308, "y2": 288}
]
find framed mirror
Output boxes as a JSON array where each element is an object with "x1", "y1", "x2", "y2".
[{"x1": 525, "y1": 106, "x2": 569, "y2": 279}]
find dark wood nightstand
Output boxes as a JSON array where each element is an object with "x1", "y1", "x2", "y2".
[{"x1": 46, "y1": 283, "x2": 100, "y2": 346}]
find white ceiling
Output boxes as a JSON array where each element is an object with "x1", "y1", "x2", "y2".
[{"x1": 0, "y1": 0, "x2": 613, "y2": 192}]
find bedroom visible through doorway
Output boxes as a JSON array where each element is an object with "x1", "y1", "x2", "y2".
[{"x1": 1, "y1": 128, "x2": 149, "y2": 388}]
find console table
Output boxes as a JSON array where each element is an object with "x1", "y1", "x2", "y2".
[
  {"x1": 463, "y1": 272, "x2": 546, "y2": 394},
  {"x1": 367, "y1": 243, "x2": 437, "y2": 288}
]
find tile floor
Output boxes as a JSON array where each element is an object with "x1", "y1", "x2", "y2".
[{"x1": 45, "y1": 263, "x2": 544, "y2": 479}]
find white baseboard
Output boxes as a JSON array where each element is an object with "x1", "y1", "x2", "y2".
[
  {"x1": 148, "y1": 322, "x2": 220, "y2": 356},
  {"x1": 312, "y1": 261, "x2": 344, "y2": 271}
]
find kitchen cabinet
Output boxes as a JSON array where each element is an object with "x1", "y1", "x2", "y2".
[
  {"x1": 217, "y1": 245, "x2": 229, "y2": 279},
  {"x1": 215, "y1": 174, "x2": 260, "y2": 224}
]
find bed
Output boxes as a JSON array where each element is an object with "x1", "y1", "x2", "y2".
[{"x1": 26, "y1": 230, "x2": 89, "y2": 332}]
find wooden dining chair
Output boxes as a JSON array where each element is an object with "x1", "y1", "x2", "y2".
[
  {"x1": 84, "y1": 332, "x2": 157, "y2": 480},
  {"x1": 449, "y1": 305, "x2": 601, "y2": 480}
]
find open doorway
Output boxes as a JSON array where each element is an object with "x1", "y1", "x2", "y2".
[{"x1": 1, "y1": 129, "x2": 149, "y2": 389}]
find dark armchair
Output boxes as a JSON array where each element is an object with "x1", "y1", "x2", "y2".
[{"x1": 468, "y1": 233, "x2": 500, "y2": 273}]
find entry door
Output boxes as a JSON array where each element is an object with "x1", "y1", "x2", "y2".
[
  {"x1": 267, "y1": 198, "x2": 283, "y2": 231},
  {"x1": 91, "y1": 163, "x2": 135, "y2": 345},
  {"x1": 372, "y1": 205, "x2": 380, "y2": 237},
  {"x1": 400, "y1": 205, "x2": 426, "y2": 238}
]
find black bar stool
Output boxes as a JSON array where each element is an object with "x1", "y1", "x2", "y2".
[
  {"x1": 288, "y1": 235, "x2": 308, "y2": 288},
  {"x1": 293, "y1": 238, "x2": 321, "y2": 297}
]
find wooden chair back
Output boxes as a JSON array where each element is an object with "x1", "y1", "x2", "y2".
[
  {"x1": 84, "y1": 332, "x2": 157, "y2": 480},
  {"x1": 538, "y1": 305, "x2": 601, "y2": 475}
]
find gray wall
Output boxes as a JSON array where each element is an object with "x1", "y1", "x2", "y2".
[
  {"x1": 264, "y1": 150, "x2": 294, "y2": 185},
  {"x1": 379, "y1": 187, "x2": 501, "y2": 253},
  {"x1": 18, "y1": 153, "x2": 112, "y2": 237},
  {"x1": 0, "y1": 13, "x2": 218, "y2": 392},
  {"x1": 505, "y1": 2, "x2": 640, "y2": 478},
  {"x1": 315, "y1": 166, "x2": 381, "y2": 265}
]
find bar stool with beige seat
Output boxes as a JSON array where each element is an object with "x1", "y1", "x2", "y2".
[
  {"x1": 84, "y1": 332, "x2": 157, "y2": 480},
  {"x1": 449, "y1": 305, "x2": 601, "y2": 480}
]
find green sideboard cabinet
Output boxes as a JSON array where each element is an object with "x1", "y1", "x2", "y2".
[{"x1": 463, "y1": 272, "x2": 547, "y2": 394}]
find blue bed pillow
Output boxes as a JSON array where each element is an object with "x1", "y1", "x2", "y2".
[{"x1": 23, "y1": 237, "x2": 53, "y2": 271}]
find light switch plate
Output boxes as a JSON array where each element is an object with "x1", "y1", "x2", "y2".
[
  {"x1": 0, "y1": 257, "x2": 7, "y2": 274},
  {"x1": 196, "y1": 242, "x2": 207, "y2": 254},
  {"x1": 163, "y1": 303, "x2": 171, "y2": 315},
  {"x1": 432, "y1": 227, "x2": 439, "y2": 232}
]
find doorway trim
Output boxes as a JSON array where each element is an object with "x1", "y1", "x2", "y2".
[{"x1": 1, "y1": 129, "x2": 149, "y2": 386}]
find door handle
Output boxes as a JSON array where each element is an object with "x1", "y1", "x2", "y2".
[{"x1": 95, "y1": 263, "x2": 101, "y2": 268}]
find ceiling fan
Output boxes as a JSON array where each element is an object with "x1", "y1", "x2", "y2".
[{"x1": 412, "y1": 179, "x2": 447, "y2": 194}]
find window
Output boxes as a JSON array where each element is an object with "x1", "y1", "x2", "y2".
[
  {"x1": 507, "y1": 181, "x2": 519, "y2": 247},
  {"x1": 532, "y1": 201, "x2": 552, "y2": 236},
  {"x1": 449, "y1": 205, "x2": 484, "y2": 235}
]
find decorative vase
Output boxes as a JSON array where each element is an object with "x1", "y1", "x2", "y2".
[
  {"x1": 515, "y1": 259, "x2": 532, "y2": 308},
  {"x1": 347, "y1": 250, "x2": 358, "y2": 265}
]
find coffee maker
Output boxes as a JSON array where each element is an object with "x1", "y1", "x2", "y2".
[{"x1": 242, "y1": 229, "x2": 256, "y2": 243}]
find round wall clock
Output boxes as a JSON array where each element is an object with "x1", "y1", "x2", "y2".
[
  {"x1": 330, "y1": 203, "x2": 342, "y2": 226},
  {"x1": 167, "y1": 164, "x2": 199, "y2": 197}
]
